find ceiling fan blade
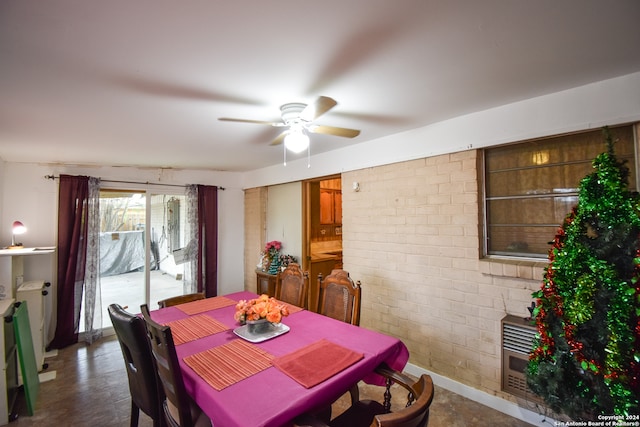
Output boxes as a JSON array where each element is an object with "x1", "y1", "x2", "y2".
[
  {"x1": 218, "y1": 117, "x2": 285, "y2": 127},
  {"x1": 309, "y1": 125, "x2": 360, "y2": 138},
  {"x1": 299, "y1": 96, "x2": 337, "y2": 122},
  {"x1": 269, "y1": 131, "x2": 287, "y2": 146}
]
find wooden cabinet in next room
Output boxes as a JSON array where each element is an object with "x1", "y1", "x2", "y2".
[
  {"x1": 320, "y1": 189, "x2": 342, "y2": 225},
  {"x1": 255, "y1": 269, "x2": 277, "y2": 297}
]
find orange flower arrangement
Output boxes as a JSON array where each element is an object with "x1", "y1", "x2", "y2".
[{"x1": 234, "y1": 294, "x2": 290, "y2": 324}]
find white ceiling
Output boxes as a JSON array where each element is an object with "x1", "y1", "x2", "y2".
[{"x1": 1, "y1": 1, "x2": 639, "y2": 172}]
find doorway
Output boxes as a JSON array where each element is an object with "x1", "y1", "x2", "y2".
[{"x1": 302, "y1": 175, "x2": 343, "y2": 311}]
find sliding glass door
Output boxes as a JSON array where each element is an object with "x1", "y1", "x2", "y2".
[{"x1": 81, "y1": 187, "x2": 188, "y2": 332}]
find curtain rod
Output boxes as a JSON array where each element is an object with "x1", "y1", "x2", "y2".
[{"x1": 44, "y1": 175, "x2": 225, "y2": 190}]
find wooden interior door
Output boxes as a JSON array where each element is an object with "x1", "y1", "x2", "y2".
[{"x1": 302, "y1": 174, "x2": 342, "y2": 312}]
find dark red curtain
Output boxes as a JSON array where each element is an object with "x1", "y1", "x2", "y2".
[
  {"x1": 49, "y1": 175, "x2": 90, "y2": 349},
  {"x1": 197, "y1": 185, "x2": 218, "y2": 297}
]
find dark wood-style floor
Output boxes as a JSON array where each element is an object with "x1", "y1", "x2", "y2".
[{"x1": 9, "y1": 335, "x2": 535, "y2": 426}]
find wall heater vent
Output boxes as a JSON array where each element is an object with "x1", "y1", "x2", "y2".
[{"x1": 501, "y1": 315, "x2": 543, "y2": 403}]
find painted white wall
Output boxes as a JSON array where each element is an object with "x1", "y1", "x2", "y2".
[
  {"x1": 1, "y1": 163, "x2": 59, "y2": 284},
  {"x1": 266, "y1": 182, "x2": 302, "y2": 263},
  {"x1": 0, "y1": 159, "x2": 4, "y2": 232},
  {"x1": 217, "y1": 186, "x2": 245, "y2": 295}
]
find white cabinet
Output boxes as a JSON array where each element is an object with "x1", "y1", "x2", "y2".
[
  {"x1": 16, "y1": 281, "x2": 49, "y2": 372},
  {"x1": 0, "y1": 247, "x2": 55, "y2": 300},
  {"x1": 0, "y1": 299, "x2": 17, "y2": 425},
  {"x1": 0, "y1": 255, "x2": 23, "y2": 300}
]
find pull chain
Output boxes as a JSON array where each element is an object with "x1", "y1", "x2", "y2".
[{"x1": 283, "y1": 142, "x2": 287, "y2": 166}]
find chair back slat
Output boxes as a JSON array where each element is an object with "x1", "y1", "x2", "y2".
[
  {"x1": 375, "y1": 365, "x2": 434, "y2": 427},
  {"x1": 108, "y1": 303, "x2": 163, "y2": 427},
  {"x1": 296, "y1": 364, "x2": 434, "y2": 427},
  {"x1": 158, "y1": 292, "x2": 206, "y2": 309},
  {"x1": 317, "y1": 269, "x2": 361, "y2": 326},
  {"x1": 275, "y1": 263, "x2": 309, "y2": 308},
  {"x1": 141, "y1": 304, "x2": 195, "y2": 427}
]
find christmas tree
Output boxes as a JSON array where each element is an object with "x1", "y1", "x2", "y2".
[{"x1": 527, "y1": 128, "x2": 640, "y2": 419}]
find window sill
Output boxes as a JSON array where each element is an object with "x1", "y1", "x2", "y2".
[{"x1": 479, "y1": 256, "x2": 547, "y2": 281}]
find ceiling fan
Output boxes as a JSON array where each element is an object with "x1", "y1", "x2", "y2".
[{"x1": 218, "y1": 96, "x2": 360, "y2": 153}]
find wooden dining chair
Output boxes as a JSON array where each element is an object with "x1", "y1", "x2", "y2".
[
  {"x1": 275, "y1": 263, "x2": 309, "y2": 307},
  {"x1": 295, "y1": 363, "x2": 435, "y2": 427},
  {"x1": 317, "y1": 269, "x2": 361, "y2": 326},
  {"x1": 140, "y1": 304, "x2": 212, "y2": 427},
  {"x1": 158, "y1": 292, "x2": 205, "y2": 308},
  {"x1": 315, "y1": 269, "x2": 363, "y2": 417},
  {"x1": 108, "y1": 304, "x2": 164, "y2": 427}
]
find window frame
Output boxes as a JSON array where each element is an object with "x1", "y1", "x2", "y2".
[{"x1": 481, "y1": 124, "x2": 639, "y2": 260}]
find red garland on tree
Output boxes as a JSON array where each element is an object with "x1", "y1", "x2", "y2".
[{"x1": 527, "y1": 129, "x2": 640, "y2": 419}]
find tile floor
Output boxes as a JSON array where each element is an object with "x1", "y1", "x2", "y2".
[{"x1": 8, "y1": 335, "x2": 536, "y2": 427}]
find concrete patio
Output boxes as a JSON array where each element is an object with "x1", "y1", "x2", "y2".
[{"x1": 99, "y1": 269, "x2": 185, "y2": 323}]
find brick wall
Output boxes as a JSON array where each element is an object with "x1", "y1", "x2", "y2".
[
  {"x1": 341, "y1": 150, "x2": 545, "y2": 398},
  {"x1": 242, "y1": 149, "x2": 548, "y2": 400},
  {"x1": 243, "y1": 187, "x2": 267, "y2": 291}
]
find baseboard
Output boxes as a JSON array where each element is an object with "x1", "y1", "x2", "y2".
[
  {"x1": 403, "y1": 363, "x2": 556, "y2": 426},
  {"x1": 38, "y1": 370, "x2": 56, "y2": 383},
  {"x1": 44, "y1": 349, "x2": 58, "y2": 358}
]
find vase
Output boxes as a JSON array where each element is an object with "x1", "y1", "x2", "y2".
[
  {"x1": 267, "y1": 259, "x2": 280, "y2": 275},
  {"x1": 246, "y1": 318, "x2": 271, "y2": 334}
]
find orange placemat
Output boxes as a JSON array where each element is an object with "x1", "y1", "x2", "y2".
[
  {"x1": 175, "y1": 296, "x2": 237, "y2": 315},
  {"x1": 166, "y1": 314, "x2": 229, "y2": 345},
  {"x1": 184, "y1": 339, "x2": 274, "y2": 391},
  {"x1": 272, "y1": 339, "x2": 364, "y2": 388}
]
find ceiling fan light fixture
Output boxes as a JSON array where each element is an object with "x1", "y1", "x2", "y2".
[{"x1": 284, "y1": 128, "x2": 309, "y2": 153}]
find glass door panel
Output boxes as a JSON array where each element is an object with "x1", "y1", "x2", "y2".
[
  {"x1": 149, "y1": 193, "x2": 187, "y2": 306},
  {"x1": 98, "y1": 190, "x2": 147, "y2": 326},
  {"x1": 80, "y1": 188, "x2": 189, "y2": 334}
]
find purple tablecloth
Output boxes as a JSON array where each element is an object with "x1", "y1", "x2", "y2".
[{"x1": 150, "y1": 291, "x2": 409, "y2": 427}]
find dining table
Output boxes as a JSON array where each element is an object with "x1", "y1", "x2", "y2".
[{"x1": 149, "y1": 291, "x2": 409, "y2": 427}]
